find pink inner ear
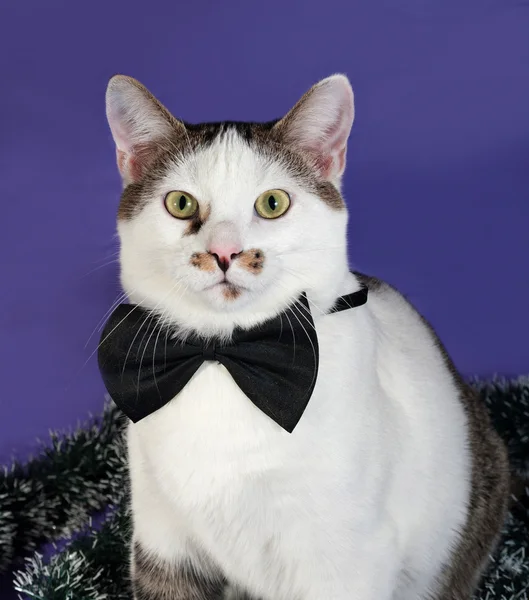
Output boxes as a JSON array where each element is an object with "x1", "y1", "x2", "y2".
[
  {"x1": 116, "y1": 149, "x2": 127, "y2": 176},
  {"x1": 312, "y1": 128, "x2": 349, "y2": 179},
  {"x1": 301, "y1": 103, "x2": 351, "y2": 180},
  {"x1": 128, "y1": 156, "x2": 144, "y2": 182},
  {"x1": 335, "y1": 147, "x2": 347, "y2": 175},
  {"x1": 315, "y1": 147, "x2": 347, "y2": 179},
  {"x1": 314, "y1": 154, "x2": 334, "y2": 178},
  {"x1": 116, "y1": 145, "x2": 154, "y2": 183}
]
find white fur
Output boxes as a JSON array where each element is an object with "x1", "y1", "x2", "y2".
[{"x1": 111, "y1": 77, "x2": 471, "y2": 600}]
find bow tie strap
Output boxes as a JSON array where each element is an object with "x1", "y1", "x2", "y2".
[{"x1": 329, "y1": 285, "x2": 368, "y2": 313}]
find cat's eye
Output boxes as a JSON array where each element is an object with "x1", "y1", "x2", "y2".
[
  {"x1": 254, "y1": 189, "x2": 291, "y2": 219},
  {"x1": 164, "y1": 191, "x2": 199, "y2": 219}
]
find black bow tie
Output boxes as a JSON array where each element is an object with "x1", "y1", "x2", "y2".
[{"x1": 97, "y1": 286, "x2": 368, "y2": 433}]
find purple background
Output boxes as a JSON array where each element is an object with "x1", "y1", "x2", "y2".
[
  {"x1": 0, "y1": 0, "x2": 528, "y2": 596},
  {"x1": 1, "y1": 1, "x2": 528, "y2": 461}
]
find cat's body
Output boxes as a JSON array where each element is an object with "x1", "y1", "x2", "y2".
[{"x1": 103, "y1": 74, "x2": 510, "y2": 599}]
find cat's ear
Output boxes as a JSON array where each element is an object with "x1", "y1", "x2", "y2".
[
  {"x1": 106, "y1": 75, "x2": 183, "y2": 185},
  {"x1": 274, "y1": 74, "x2": 354, "y2": 184}
]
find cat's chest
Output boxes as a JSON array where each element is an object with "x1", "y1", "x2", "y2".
[
  {"x1": 137, "y1": 359, "x2": 296, "y2": 461},
  {"x1": 133, "y1": 311, "x2": 364, "y2": 503}
]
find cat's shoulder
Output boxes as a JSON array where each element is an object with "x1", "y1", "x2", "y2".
[
  {"x1": 352, "y1": 270, "x2": 462, "y2": 380},
  {"x1": 352, "y1": 271, "x2": 410, "y2": 310},
  {"x1": 352, "y1": 270, "x2": 445, "y2": 349}
]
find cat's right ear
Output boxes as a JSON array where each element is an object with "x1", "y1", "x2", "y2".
[
  {"x1": 273, "y1": 75, "x2": 354, "y2": 186},
  {"x1": 106, "y1": 75, "x2": 182, "y2": 186}
]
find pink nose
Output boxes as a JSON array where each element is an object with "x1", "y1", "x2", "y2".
[{"x1": 207, "y1": 243, "x2": 242, "y2": 273}]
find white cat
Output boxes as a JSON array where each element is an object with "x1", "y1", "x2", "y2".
[{"x1": 103, "y1": 73, "x2": 509, "y2": 600}]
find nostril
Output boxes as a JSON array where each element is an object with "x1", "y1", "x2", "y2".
[
  {"x1": 211, "y1": 252, "x2": 230, "y2": 273},
  {"x1": 230, "y1": 251, "x2": 241, "y2": 261}
]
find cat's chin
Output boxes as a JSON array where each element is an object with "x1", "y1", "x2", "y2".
[{"x1": 201, "y1": 281, "x2": 253, "y2": 311}]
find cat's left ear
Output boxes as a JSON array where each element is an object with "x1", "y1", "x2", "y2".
[{"x1": 273, "y1": 74, "x2": 354, "y2": 184}]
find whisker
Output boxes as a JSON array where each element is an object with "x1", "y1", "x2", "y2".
[
  {"x1": 134, "y1": 311, "x2": 160, "y2": 362},
  {"x1": 276, "y1": 245, "x2": 345, "y2": 258},
  {"x1": 120, "y1": 279, "x2": 185, "y2": 378},
  {"x1": 85, "y1": 250, "x2": 119, "y2": 263},
  {"x1": 79, "y1": 259, "x2": 120, "y2": 279},
  {"x1": 277, "y1": 267, "x2": 335, "y2": 318},
  {"x1": 283, "y1": 311, "x2": 296, "y2": 366},
  {"x1": 71, "y1": 298, "x2": 151, "y2": 389},
  {"x1": 84, "y1": 289, "x2": 136, "y2": 349},
  {"x1": 294, "y1": 293, "x2": 327, "y2": 319},
  {"x1": 151, "y1": 311, "x2": 171, "y2": 399},
  {"x1": 292, "y1": 300, "x2": 318, "y2": 334},
  {"x1": 136, "y1": 313, "x2": 163, "y2": 400},
  {"x1": 153, "y1": 309, "x2": 172, "y2": 380},
  {"x1": 289, "y1": 303, "x2": 318, "y2": 393},
  {"x1": 273, "y1": 272, "x2": 327, "y2": 318},
  {"x1": 153, "y1": 315, "x2": 165, "y2": 377},
  {"x1": 120, "y1": 311, "x2": 155, "y2": 381}
]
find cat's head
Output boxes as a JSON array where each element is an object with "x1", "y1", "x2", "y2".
[{"x1": 106, "y1": 74, "x2": 355, "y2": 336}]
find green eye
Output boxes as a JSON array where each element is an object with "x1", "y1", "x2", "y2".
[
  {"x1": 164, "y1": 191, "x2": 199, "y2": 219},
  {"x1": 254, "y1": 189, "x2": 291, "y2": 219}
]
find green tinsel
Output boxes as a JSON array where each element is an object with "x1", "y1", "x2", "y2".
[
  {"x1": 14, "y1": 500, "x2": 132, "y2": 600},
  {"x1": 0, "y1": 402, "x2": 128, "y2": 573},
  {"x1": 472, "y1": 376, "x2": 529, "y2": 479},
  {"x1": 3, "y1": 378, "x2": 529, "y2": 599}
]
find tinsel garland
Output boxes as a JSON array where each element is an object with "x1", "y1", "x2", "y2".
[
  {"x1": 0, "y1": 401, "x2": 128, "y2": 573},
  {"x1": 14, "y1": 499, "x2": 132, "y2": 600},
  {"x1": 471, "y1": 376, "x2": 529, "y2": 478},
  {"x1": 1, "y1": 378, "x2": 528, "y2": 599}
]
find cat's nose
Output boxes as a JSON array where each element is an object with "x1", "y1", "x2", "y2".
[{"x1": 207, "y1": 243, "x2": 242, "y2": 273}]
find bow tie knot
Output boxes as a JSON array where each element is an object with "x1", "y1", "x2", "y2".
[{"x1": 202, "y1": 341, "x2": 217, "y2": 362}]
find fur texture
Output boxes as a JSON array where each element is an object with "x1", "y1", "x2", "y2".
[{"x1": 105, "y1": 74, "x2": 510, "y2": 600}]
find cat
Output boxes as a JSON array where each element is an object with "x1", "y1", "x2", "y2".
[{"x1": 104, "y1": 73, "x2": 510, "y2": 600}]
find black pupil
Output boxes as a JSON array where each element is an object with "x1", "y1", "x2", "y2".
[
  {"x1": 178, "y1": 195, "x2": 188, "y2": 211},
  {"x1": 268, "y1": 195, "x2": 278, "y2": 211}
]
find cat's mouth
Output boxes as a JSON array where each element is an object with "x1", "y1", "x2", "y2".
[{"x1": 204, "y1": 278, "x2": 247, "y2": 301}]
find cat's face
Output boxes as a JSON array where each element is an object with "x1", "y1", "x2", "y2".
[{"x1": 106, "y1": 75, "x2": 355, "y2": 335}]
